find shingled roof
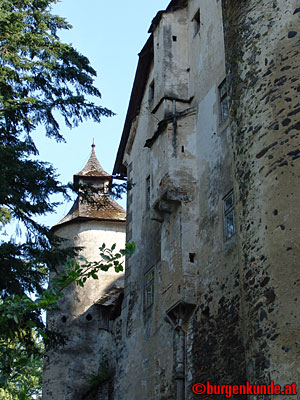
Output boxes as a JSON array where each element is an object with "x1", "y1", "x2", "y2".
[
  {"x1": 52, "y1": 145, "x2": 126, "y2": 230},
  {"x1": 74, "y1": 143, "x2": 111, "y2": 182}
]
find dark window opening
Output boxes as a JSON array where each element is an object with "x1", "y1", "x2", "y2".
[
  {"x1": 149, "y1": 80, "x2": 155, "y2": 103},
  {"x1": 181, "y1": 146, "x2": 185, "y2": 153},
  {"x1": 172, "y1": 35, "x2": 177, "y2": 42},
  {"x1": 86, "y1": 313, "x2": 93, "y2": 321},
  {"x1": 219, "y1": 79, "x2": 229, "y2": 122},
  {"x1": 192, "y1": 9, "x2": 200, "y2": 36},
  {"x1": 189, "y1": 253, "x2": 196, "y2": 263}
]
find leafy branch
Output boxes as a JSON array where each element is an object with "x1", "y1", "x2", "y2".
[
  {"x1": 0, "y1": 242, "x2": 135, "y2": 335},
  {"x1": 0, "y1": 242, "x2": 135, "y2": 388},
  {"x1": 51, "y1": 241, "x2": 135, "y2": 290}
]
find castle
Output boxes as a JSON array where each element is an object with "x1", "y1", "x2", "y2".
[
  {"x1": 43, "y1": 0, "x2": 300, "y2": 399},
  {"x1": 43, "y1": 145, "x2": 126, "y2": 399}
]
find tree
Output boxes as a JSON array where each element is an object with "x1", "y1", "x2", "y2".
[
  {"x1": 0, "y1": 333, "x2": 43, "y2": 399},
  {"x1": 0, "y1": 0, "x2": 115, "y2": 393}
]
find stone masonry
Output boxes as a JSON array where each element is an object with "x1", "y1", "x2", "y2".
[{"x1": 43, "y1": 1, "x2": 300, "y2": 399}]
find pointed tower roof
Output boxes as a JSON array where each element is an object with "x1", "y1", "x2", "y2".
[
  {"x1": 74, "y1": 143, "x2": 111, "y2": 183},
  {"x1": 52, "y1": 144, "x2": 126, "y2": 230}
]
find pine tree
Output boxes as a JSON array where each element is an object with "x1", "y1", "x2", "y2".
[{"x1": 0, "y1": 0, "x2": 113, "y2": 391}]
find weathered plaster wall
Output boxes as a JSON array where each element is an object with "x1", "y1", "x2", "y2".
[
  {"x1": 222, "y1": 0, "x2": 300, "y2": 390},
  {"x1": 153, "y1": 8, "x2": 190, "y2": 102},
  {"x1": 44, "y1": 1, "x2": 300, "y2": 399},
  {"x1": 43, "y1": 220, "x2": 125, "y2": 400},
  {"x1": 114, "y1": 0, "x2": 247, "y2": 398}
]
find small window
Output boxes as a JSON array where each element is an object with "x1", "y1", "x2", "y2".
[
  {"x1": 149, "y1": 80, "x2": 155, "y2": 103},
  {"x1": 86, "y1": 313, "x2": 93, "y2": 321},
  {"x1": 144, "y1": 268, "x2": 154, "y2": 308},
  {"x1": 192, "y1": 9, "x2": 200, "y2": 36},
  {"x1": 223, "y1": 191, "x2": 235, "y2": 240},
  {"x1": 146, "y1": 175, "x2": 150, "y2": 209},
  {"x1": 189, "y1": 253, "x2": 195, "y2": 263},
  {"x1": 219, "y1": 79, "x2": 229, "y2": 122}
]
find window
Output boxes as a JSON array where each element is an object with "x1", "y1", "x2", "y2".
[
  {"x1": 146, "y1": 175, "x2": 150, "y2": 209},
  {"x1": 223, "y1": 191, "x2": 235, "y2": 240},
  {"x1": 219, "y1": 79, "x2": 229, "y2": 122},
  {"x1": 149, "y1": 80, "x2": 154, "y2": 103},
  {"x1": 144, "y1": 268, "x2": 154, "y2": 308},
  {"x1": 192, "y1": 9, "x2": 200, "y2": 36},
  {"x1": 189, "y1": 253, "x2": 195, "y2": 263}
]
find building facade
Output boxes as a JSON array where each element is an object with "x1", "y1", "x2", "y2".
[
  {"x1": 221, "y1": 0, "x2": 300, "y2": 392},
  {"x1": 112, "y1": 0, "x2": 300, "y2": 399},
  {"x1": 43, "y1": 0, "x2": 300, "y2": 399},
  {"x1": 113, "y1": 1, "x2": 242, "y2": 398}
]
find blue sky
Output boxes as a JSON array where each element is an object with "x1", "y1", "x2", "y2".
[{"x1": 30, "y1": 0, "x2": 170, "y2": 227}]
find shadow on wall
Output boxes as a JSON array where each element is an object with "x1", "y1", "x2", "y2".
[{"x1": 46, "y1": 276, "x2": 124, "y2": 400}]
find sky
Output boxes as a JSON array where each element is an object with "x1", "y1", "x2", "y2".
[{"x1": 29, "y1": 0, "x2": 170, "y2": 228}]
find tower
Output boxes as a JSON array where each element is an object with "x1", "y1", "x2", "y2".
[
  {"x1": 43, "y1": 144, "x2": 126, "y2": 400},
  {"x1": 222, "y1": 0, "x2": 300, "y2": 388}
]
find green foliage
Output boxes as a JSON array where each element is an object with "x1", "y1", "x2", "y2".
[
  {"x1": 0, "y1": 332, "x2": 43, "y2": 399},
  {"x1": 0, "y1": 242, "x2": 135, "y2": 394},
  {"x1": 0, "y1": 207, "x2": 11, "y2": 230},
  {"x1": 88, "y1": 353, "x2": 110, "y2": 388},
  {"x1": 52, "y1": 241, "x2": 136, "y2": 289}
]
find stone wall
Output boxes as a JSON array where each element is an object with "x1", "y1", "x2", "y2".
[
  {"x1": 222, "y1": 0, "x2": 300, "y2": 390},
  {"x1": 43, "y1": 1, "x2": 300, "y2": 399},
  {"x1": 43, "y1": 220, "x2": 125, "y2": 400},
  {"x1": 113, "y1": 0, "x2": 248, "y2": 398}
]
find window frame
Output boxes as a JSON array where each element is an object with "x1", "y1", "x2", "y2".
[
  {"x1": 218, "y1": 79, "x2": 229, "y2": 123},
  {"x1": 144, "y1": 267, "x2": 155, "y2": 309},
  {"x1": 223, "y1": 190, "x2": 235, "y2": 241}
]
